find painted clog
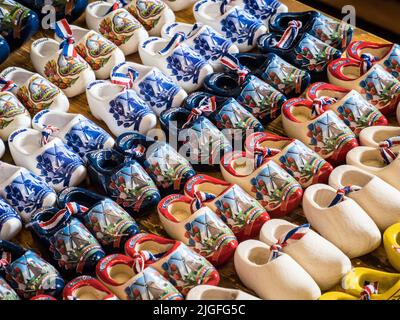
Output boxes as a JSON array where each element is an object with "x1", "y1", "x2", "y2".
[
  {"x1": 0, "y1": 140, "x2": 4, "y2": 158},
  {"x1": 0, "y1": 197, "x2": 22, "y2": 240},
  {"x1": 359, "y1": 126, "x2": 400, "y2": 152},
  {"x1": 0, "y1": 240, "x2": 64, "y2": 299},
  {"x1": 184, "y1": 174, "x2": 270, "y2": 241},
  {"x1": 319, "y1": 292, "x2": 357, "y2": 300},
  {"x1": 220, "y1": 151, "x2": 303, "y2": 217},
  {"x1": 346, "y1": 146, "x2": 400, "y2": 191},
  {"x1": 96, "y1": 254, "x2": 183, "y2": 300},
  {"x1": 260, "y1": 219, "x2": 351, "y2": 290},
  {"x1": 383, "y1": 223, "x2": 400, "y2": 272},
  {"x1": 158, "y1": 194, "x2": 238, "y2": 266},
  {"x1": 329, "y1": 165, "x2": 400, "y2": 231},
  {"x1": 0, "y1": 276, "x2": 19, "y2": 300},
  {"x1": 124, "y1": 233, "x2": 220, "y2": 296},
  {"x1": 161, "y1": 22, "x2": 239, "y2": 70},
  {"x1": 63, "y1": 275, "x2": 118, "y2": 300},
  {"x1": 159, "y1": 107, "x2": 232, "y2": 169},
  {"x1": 306, "y1": 82, "x2": 388, "y2": 135},
  {"x1": 8, "y1": 128, "x2": 86, "y2": 192},
  {"x1": 234, "y1": 0, "x2": 288, "y2": 27},
  {"x1": 58, "y1": 187, "x2": 140, "y2": 250},
  {"x1": 186, "y1": 285, "x2": 259, "y2": 300},
  {"x1": 245, "y1": 132, "x2": 333, "y2": 187},
  {"x1": 110, "y1": 61, "x2": 187, "y2": 116},
  {"x1": 0, "y1": 36, "x2": 10, "y2": 65},
  {"x1": 28, "y1": 207, "x2": 105, "y2": 274},
  {"x1": 282, "y1": 98, "x2": 358, "y2": 166},
  {"x1": 139, "y1": 35, "x2": 213, "y2": 93},
  {"x1": 269, "y1": 11, "x2": 353, "y2": 50},
  {"x1": 86, "y1": 80, "x2": 157, "y2": 136},
  {"x1": 193, "y1": 0, "x2": 267, "y2": 52},
  {"x1": 234, "y1": 239, "x2": 321, "y2": 300},
  {"x1": 327, "y1": 58, "x2": 400, "y2": 115},
  {"x1": 164, "y1": 0, "x2": 196, "y2": 12},
  {"x1": 86, "y1": 149, "x2": 160, "y2": 215},
  {"x1": 232, "y1": 52, "x2": 310, "y2": 96},
  {"x1": 115, "y1": 131, "x2": 196, "y2": 193},
  {"x1": 342, "y1": 268, "x2": 400, "y2": 300},
  {"x1": 86, "y1": 1, "x2": 149, "y2": 56},
  {"x1": 347, "y1": 41, "x2": 400, "y2": 80},
  {"x1": 54, "y1": 20, "x2": 125, "y2": 80},
  {"x1": 303, "y1": 183, "x2": 381, "y2": 258},
  {"x1": 32, "y1": 109, "x2": 115, "y2": 161},
  {"x1": 0, "y1": 67, "x2": 69, "y2": 114}
]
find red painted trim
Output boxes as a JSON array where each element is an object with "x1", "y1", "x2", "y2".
[
  {"x1": 347, "y1": 40, "x2": 394, "y2": 62},
  {"x1": 96, "y1": 254, "x2": 134, "y2": 287},
  {"x1": 158, "y1": 194, "x2": 192, "y2": 223},
  {"x1": 306, "y1": 82, "x2": 350, "y2": 100},
  {"x1": 282, "y1": 98, "x2": 314, "y2": 123},
  {"x1": 184, "y1": 174, "x2": 231, "y2": 199},
  {"x1": 63, "y1": 276, "x2": 116, "y2": 300},
  {"x1": 245, "y1": 132, "x2": 293, "y2": 153},
  {"x1": 327, "y1": 58, "x2": 361, "y2": 82}
]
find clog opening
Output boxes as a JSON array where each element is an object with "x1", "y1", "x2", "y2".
[
  {"x1": 71, "y1": 28, "x2": 89, "y2": 43},
  {"x1": 63, "y1": 191, "x2": 100, "y2": 208},
  {"x1": 258, "y1": 139, "x2": 288, "y2": 150},
  {"x1": 337, "y1": 169, "x2": 372, "y2": 188},
  {"x1": 168, "y1": 201, "x2": 192, "y2": 221},
  {"x1": 144, "y1": 39, "x2": 170, "y2": 56},
  {"x1": 198, "y1": 2, "x2": 222, "y2": 20},
  {"x1": 236, "y1": 55, "x2": 266, "y2": 71},
  {"x1": 38, "y1": 112, "x2": 73, "y2": 129},
  {"x1": 92, "y1": 83, "x2": 125, "y2": 100},
  {"x1": 73, "y1": 285, "x2": 111, "y2": 300},
  {"x1": 290, "y1": 106, "x2": 313, "y2": 122},
  {"x1": 169, "y1": 111, "x2": 191, "y2": 128},
  {"x1": 341, "y1": 65, "x2": 361, "y2": 80},
  {"x1": 36, "y1": 41, "x2": 60, "y2": 58},
  {"x1": 214, "y1": 75, "x2": 239, "y2": 91},
  {"x1": 16, "y1": 131, "x2": 42, "y2": 154},
  {"x1": 248, "y1": 246, "x2": 270, "y2": 265},
  {"x1": 370, "y1": 128, "x2": 400, "y2": 145},
  {"x1": 200, "y1": 288, "x2": 239, "y2": 300},
  {"x1": 272, "y1": 224, "x2": 294, "y2": 243},
  {"x1": 167, "y1": 23, "x2": 193, "y2": 37},
  {"x1": 4, "y1": 69, "x2": 30, "y2": 86},
  {"x1": 314, "y1": 89, "x2": 347, "y2": 100},
  {"x1": 358, "y1": 272, "x2": 400, "y2": 294},
  {"x1": 195, "y1": 182, "x2": 227, "y2": 197},
  {"x1": 359, "y1": 150, "x2": 386, "y2": 168},
  {"x1": 109, "y1": 264, "x2": 135, "y2": 285},
  {"x1": 312, "y1": 188, "x2": 338, "y2": 208},
  {"x1": 359, "y1": 46, "x2": 392, "y2": 60},
  {"x1": 91, "y1": 3, "x2": 112, "y2": 18},
  {"x1": 262, "y1": 34, "x2": 287, "y2": 49},
  {"x1": 230, "y1": 156, "x2": 255, "y2": 177},
  {"x1": 137, "y1": 241, "x2": 171, "y2": 257}
]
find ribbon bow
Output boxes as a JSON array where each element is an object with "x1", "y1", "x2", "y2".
[
  {"x1": 275, "y1": 20, "x2": 303, "y2": 49},
  {"x1": 328, "y1": 185, "x2": 362, "y2": 207},
  {"x1": 0, "y1": 251, "x2": 11, "y2": 268},
  {"x1": 360, "y1": 53, "x2": 376, "y2": 75},
  {"x1": 132, "y1": 250, "x2": 158, "y2": 273},
  {"x1": 182, "y1": 96, "x2": 217, "y2": 129},
  {"x1": 159, "y1": 32, "x2": 186, "y2": 56},
  {"x1": 55, "y1": 19, "x2": 77, "y2": 58},
  {"x1": 379, "y1": 136, "x2": 400, "y2": 148},
  {"x1": 127, "y1": 144, "x2": 146, "y2": 158},
  {"x1": 0, "y1": 78, "x2": 17, "y2": 92},
  {"x1": 380, "y1": 147, "x2": 398, "y2": 165},
  {"x1": 360, "y1": 281, "x2": 379, "y2": 300},
  {"x1": 253, "y1": 146, "x2": 281, "y2": 168},
  {"x1": 311, "y1": 97, "x2": 337, "y2": 117},
  {"x1": 106, "y1": 0, "x2": 127, "y2": 14},
  {"x1": 191, "y1": 191, "x2": 217, "y2": 213},
  {"x1": 111, "y1": 66, "x2": 138, "y2": 89},
  {"x1": 221, "y1": 53, "x2": 249, "y2": 85},
  {"x1": 41, "y1": 125, "x2": 60, "y2": 146}
]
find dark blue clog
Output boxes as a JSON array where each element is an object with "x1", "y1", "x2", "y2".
[{"x1": 0, "y1": 36, "x2": 10, "y2": 65}]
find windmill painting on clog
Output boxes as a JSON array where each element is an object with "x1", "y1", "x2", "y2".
[
  {"x1": 184, "y1": 174, "x2": 270, "y2": 241},
  {"x1": 63, "y1": 275, "x2": 119, "y2": 300},
  {"x1": 245, "y1": 132, "x2": 333, "y2": 187}
]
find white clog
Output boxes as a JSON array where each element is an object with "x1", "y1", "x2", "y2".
[
  {"x1": 260, "y1": 219, "x2": 352, "y2": 290},
  {"x1": 139, "y1": 35, "x2": 213, "y2": 92},
  {"x1": 186, "y1": 285, "x2": 260, "y2": 300},
  {"x1": 303, "y1": 183, "x2": 381, "y2": 258},
  {"x1": 54, "y1": 21, "x2": 125, "y2": 80},
  {"x1": 86, "y1": 1, "x2": 149, "y2": 56},
  {"x1": 0, "y1": 140, "x2": 4, "y2": 158},
  {"x1": 0, "y1": 197, "x2": 22, "y2": 240},
  {"x1": 110, "y1": 61, "x2": 187, "y2": 116},
  {"x1": 193, "y1": 0, "x2": 267, "y2": 52},
  {"x1": 329, "y1": 165, "x2": 400, "y2": 231},
  {"x1": 346, "y1": 146, "x2": 400, "y2": 191},
  {"x1": 359, "y1": 126, "x2": 400, "y2": 152},
  {"x1": 161, "y1": 22, "x2": 239, "y2": 70},
  {"x1": 8, "y1": 128, "x2": 87, "y2": 192},
  {"x1": 0, "y1": 67, "x2": 69, "y2": 114},
  {"x1": 32, "y1": 109, "x2": 115, "y2": 161},
  {"x1": 164, "y1": 0, "x2": 196, "y2": 11},
  {"x1": 234, "y1": 239, "x2": 321, "y2": 300},
  {"x1": 86, "y1": 80, "x2": 157, "y2": 136},
  {"x1": 30, "y1": 38, "x2": 95, "y2": 98}
]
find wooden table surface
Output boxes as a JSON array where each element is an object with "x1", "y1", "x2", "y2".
[{"x1": 1, "y1": 0, "x2": 397, "y2": 296}]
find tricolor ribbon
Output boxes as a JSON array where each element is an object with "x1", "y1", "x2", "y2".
[
  {"x1": 182, "y1": 96, "x2": 217, "y2": 129},
  {"x1": 105, "y1": 0, "x2": 127, "y2": 14},
  {"x1": 159, "y1": 32, "x2": 186, "y2": 56},
  {"x1": 379, "y1": 136, "x2": 400, "y2": 148},
  {"x1": 132, "y1": 250, "x2": 158, "y2": 273},
  {"x1": 0, "y1": 78, "x2": 17, "y2": 92},
  {"x1": 360, "y1": 53, "x2": 376, "y2": 74},
  {"x1": 311, "y1": 97, "x2": 337, "y2": 117},
  {"x1": 380, "y1": 147, "x2": 398, "y2": 165},
  {"x1": 253, "y1": 146, "x2": 281, "y2": 168},
  {"x1": 360, "y1": 281, "x2": 379, "y2": 300},
  {"x1": 275, "y1": 20, "x2": 302, "y2": 49},
  {"x1": 127, "y1": 144, "x2": 146, "y2": 158},
  {"x1": 328, "y1": 185, "x2": 362, "y2": 207},
  {"x1": 221, "y1": 53, "x2": 249, "y2": 85},
  {"x1": 41, "y1": 125, "x2": 60, "y2": 146},
  {"x1": 65, "y1": 202, "x2": 89, "y2": 215},
  {"x1": 191, "y1": 191, "x2": 217, "y2": 212},
  {"x1": 55, "y1": 19, "x2": 77, "y2": 58},
  {"x1": 111, "y1": 66, "x2": 138, "y2": 89}
]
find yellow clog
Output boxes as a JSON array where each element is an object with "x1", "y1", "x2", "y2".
[
  {"x1": 319, "y1": 292, "x2": 357, "y2": 300},
  {"x1": 384, "y1": 223, "x2": 400, "y2": 272}
]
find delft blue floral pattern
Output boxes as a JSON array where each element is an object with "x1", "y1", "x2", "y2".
[
  {"x1": 310, "y1": 15, "x2": 352, "y2": 49},
  {"x1": 383, "y1": 44, "x2": 400, "y2": 79},
  {"x1": 243, "y1": 0, "x2": 282, "y2": 21},
  {"x1": 0, "y1": 199, "x2": 19, "y2": 231}
]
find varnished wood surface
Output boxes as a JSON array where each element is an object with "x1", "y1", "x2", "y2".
[{"x1": 1, "y1": 0, "x2": 397, "y2": 296}]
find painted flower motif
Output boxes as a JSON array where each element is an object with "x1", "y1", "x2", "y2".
[
  {"x1": 99, "y1": 11, "x2": 140, "y2": 46},
  {"x1": 126, "y1": 0, "x2": 164, "y2": 30}
]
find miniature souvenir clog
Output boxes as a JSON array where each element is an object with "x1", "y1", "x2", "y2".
[
  {"x1": 110, "y1": 61, "x2": 187, "y2": 116},
  {"x1": 63, "y1": 275, "x2": 119, "y2": 300},
  {"x1": 86, "y1": 80, "x2": 157, "y2": 136},
  {"x1": 0, "y1": 79, "x2": 31, "y2": 141},
  {"x1": 269, "y1": 11, "x2": 353, "y2": 50},
  {"x1": 186, "y1": 285, "x2": 259, "y2": 300},
  {"x1": 0, "y1": 67, "x2": 70, "y2": 115},
  {"x1": 327, "y1": 58, "x2": 400, "y2": 115},
  {"x1": 234, "y1": 239, "x2": 321, "y2": 300},
  {"x1": 86, "y1": 1, "x2": 149, "y2": 56},
  {"x1": 260, "y1": 219, "x2": 351, "y2": 290},
  {"x1": 115, "y1": 132, "x2": 196, "y2": 193},
  {"x1": 164, "y1": 0, "x2": 196, "y2": 11},
  {"x1": 302, "y1": 184, "x2": 381, "y2": 258},
  {"x1": 161, "y1": 22, "x2": 239, "y2": 70},
  {"x1": 8, "y1": 128, "x2": 87, "y2": 192},
  {"x1": 234, "y1": 0, "x2": 288, "y2": 27},
  {"x1": 342, "y1": 267, "x2": 400, "y2": 300},
  {"x1": 32, "y1": 109, "x2": 115, "y2": 161},
  {"x1": 0, "y1": 240, "x2": 64, "y2": 299},
  {"x1": 184, "y1": 174, "x2": 270, "y2": 241},
  {"x1": 54, "y1": 20, "x2": 125, "y2": 80},
  {"x1": 346, "y1": 146, "x2": 400, "y2": 191},
  {"x1": 158, "y1": 194, "x2": 238, "y2": 266},
  {"x1": 86, "y1": 149, "x2": 160, "y2": 215},
  {"x1": 124, "y1": 233, "x2": 220, "y2": 296},
  {"x1": 0, "y1": 161, "x2": 56, "y2": 223},
  {"x1": 193, "y1": 0, "x2": 267, "y2": 52},
  {"x1": 139, "y1": 35, "x2": 213, "y2": 93},
  {"x1": 347, "y1": 41, "x2": 400, "y2": 80},
  {"x1": 220, "y1": 151, "x2": 303, "y2": 217},
  {"x1": 282, "y1": 98, "x2": 358, "y2": 166},
  {"x1": 96, "y1": 254, "x2": 183, "y2": 300},
  {"x1": 159, "y1": 107, "x2": 233, "y2": 169},
  {"x1": 306, "y1": 82, "x2": 388, "y2": 135},
  {"x1": 383, "y1": 223, "x2": 400, "y2": 272},
  {"x1": 329, "y1": 165, "x2": 400, "y2": 231},
  {"x1": 0, "y1": 0, "x2": 39, "y2": 49},
  {"x1": 0, "y1": 276, "x2": 19, "y2": 300},
  {"x1": 359, "y1": 126, "x2": 400, "y2": 152},
  {"x1": 28, "y1": 207, "x2": 106, "y2": 274},
  {"x1": 232, "y1": 52, "x2": 311, "y2": 97},
  {"x1": 58, "y1": 187, "x2": 140, "y2": 250},
  {"x1": 0, "y1": 36, "x2": 10, "y2": 65},
  {"x1": 0, "y1": 197, "x2": 22, "y2": 240},
  {"x1": 30, "y1": 37, "x2": 95, "y2": 98},
  {"x1": 245, "y1": 132, "x2": 333, "y2": 187}
]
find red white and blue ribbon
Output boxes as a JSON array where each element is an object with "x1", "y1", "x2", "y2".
[
  {"x1": 105, "y1": 0, "x2": 127, "y2": 15},
  {"x1": 379, "y1": 136, "x2": 400, "y2": 148},
  {"x1": 328, "y1": 185, "x2": 361, "y2": 207},
  {"x1": 159, "y1": 32, "x2": 186, "y2": 56},
  {"x1": 221, "y1": 53, "x2": 249, "y2": 85},
  {"x1": 111, "y1": 66, "x2": 138, "y2": 89},
  {"x1": 360, "y1": 281, "x2": 379, "y2": 300},
  {"x1": 0, "y1": 78, "x2": 17, "y2": 92},
  {"x1": 191, "y1": 191, "x2": 217, "y2": 212},
  {"x1": 311, "y1": 97, "x2": 337, "y2": 117},
  {"x1": 65, "y1": 202, "x2": 89, "y2": 215},
  {"x1": 275, "y1": 20, "x2": 302, "y2": 49},
  {"x1": 55, "y1": 19, "x2": 77, "y2": 58},
  {"x1": 182, "y1": 96, "x2": 217, "y2": 129},
  {"x1": 360, "y1": 53, "x2": 376, "y2": 74},
  {"x1": 380, "y1": 147, "x2": 398, "y2": 165},
  {"x1": 128, "y1": 144, "x2": 146, "y2": 158},
  {"x1": 253, "y1": 146, "x2": 281, "y2": 168},
  {"x1": 132, "y1": 250, "x2": 158, "y2": 273},
  {"x1": 41, "y1": 125, "x2": 60, "y2": 146}
]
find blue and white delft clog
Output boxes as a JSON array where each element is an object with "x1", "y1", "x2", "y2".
[{"x1": 0, "y1": 197, "x2": 21, "y2": 240}]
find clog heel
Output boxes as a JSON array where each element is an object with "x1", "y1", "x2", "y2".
[{"x1": 383, "y1": 223, "x2": 400, "y2": 272}]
